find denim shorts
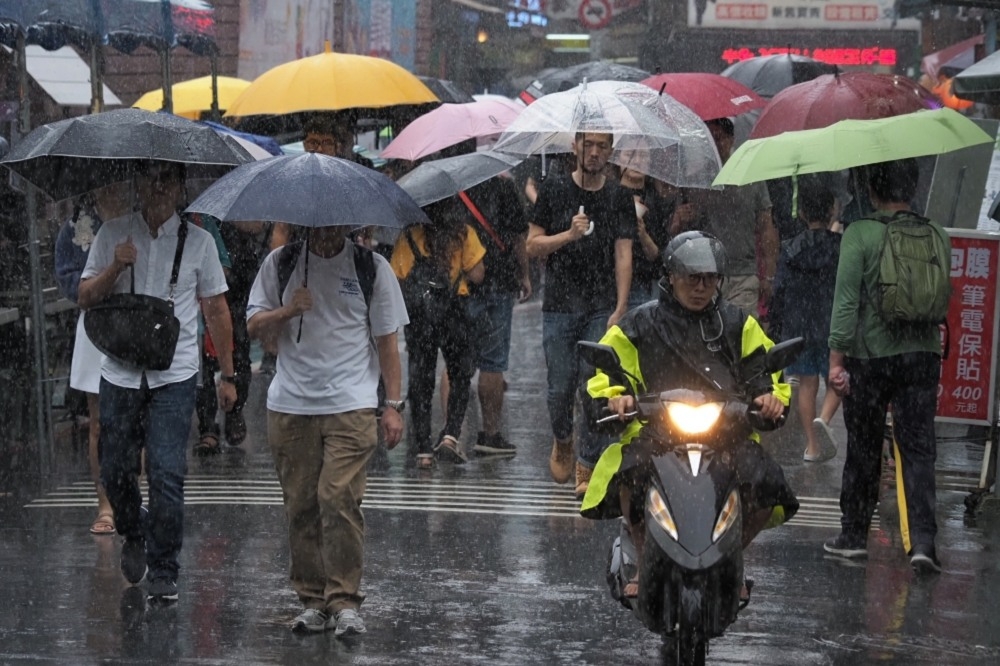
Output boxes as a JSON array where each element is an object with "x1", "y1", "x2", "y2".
[
  {"x1": 466, "y1": 292, "x2": 515, "y2": 373},
  {"x1": 787, "y1": 341, "x2": 829, "y2": 377}
]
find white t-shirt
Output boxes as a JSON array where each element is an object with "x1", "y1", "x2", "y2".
[
  {"x1": 81, "y1": 212, "x2": 229, "y2": 389},
  {"x1": 247, "y1": 243, "x2": 409, "y2": 415}
]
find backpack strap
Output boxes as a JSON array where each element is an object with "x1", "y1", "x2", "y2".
[
  {"x1": 166, "y1": 219, "x2": 188, "y2": 304},
  {"x1": 276, "y1": 241, "x2": 304, "y2": 306}
]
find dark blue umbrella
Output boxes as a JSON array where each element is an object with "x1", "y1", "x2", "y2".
[{"x1": 185, "y1": 152, "x2": 430, "y2": 229}]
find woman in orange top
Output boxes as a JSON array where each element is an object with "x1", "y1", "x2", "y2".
[{"x1": 391, "y1": 197, "x2": 486, "y2": 468}]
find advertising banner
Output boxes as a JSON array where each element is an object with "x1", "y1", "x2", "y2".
[
  {"x1": 688, "y1": 0, "x2": 919, "y2": 30},
  {"x1": 937, "y1": 230, "x2": 1000, "y2": 425}
]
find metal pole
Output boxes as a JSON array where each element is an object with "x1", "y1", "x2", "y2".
[
  {"x1": 15, "y1": 33, "x2": 52, "y2": 479},
  {"x1": 89, "y1": 41, "x2": 104, "y2": 114},
  {"x1": 160, "y1": 0, "x2": 174, "y2": 113},
  {"x1": 210, "y1": 50, "x2": 221, "y2": 121}
]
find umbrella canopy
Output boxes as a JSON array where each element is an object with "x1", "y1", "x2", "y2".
[
  {"x1": 721, "y1": 54, "x2": 838, "y2": 98},
  {"x1": 224, "y1": 45, "x2": 439, "y2": 118},
  {"x1": 494, "y1": 80, "x2": 721, "y2": 188},
  {"x1": 185, "y1": 153, "x2": 429, "y2": 229},
  {"x1": 133, "y1": 75, "x2": 252, "y2": 119},
  {"x1": 749, "y1": 72, "x2": 937, "y2": 140},
  {"x1": 953, "y1": 49, "x2": 1000, "y2": 103},
  {"x1": 640, "y1": 73, "x2": 766, "y2": 120},
  {"x1": 1, "y1": 108, "x2": 252, "y2": 201},
  {"x1": 418, "y1": 76, "x2": 475, "y2": 104},
  {"x1": 713, "y1": 109, "x2": 992, "y2": 186},
  {"x1": 396, "y1": 151, "x2": 522, "y2": 207},
  {"x1": 519, "y1": 61, "x2": 650, "y2": 104},
  {"x1": 380, "y1": 100, "x2": 524, "y2": 161},
  {"x1": 921, "y1": 34, "x2": 983, "y2": 82}
]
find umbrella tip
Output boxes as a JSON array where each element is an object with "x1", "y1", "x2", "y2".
[{"x1": 324, "y1": 40, "x2": 332, "y2": 54}]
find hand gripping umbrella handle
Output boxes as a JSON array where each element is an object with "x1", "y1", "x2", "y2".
[{"x1": 580, "y1": 206, "x2": 594, "y2": 236}]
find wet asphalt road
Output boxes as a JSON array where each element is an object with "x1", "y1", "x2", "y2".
[{"x1": 3, "y1": 300, "x2": 1000, "y2": 665}]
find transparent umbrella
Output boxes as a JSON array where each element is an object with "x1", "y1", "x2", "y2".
[{"x1": 493, "y1": 81, "x2": 721, "y2": 188}]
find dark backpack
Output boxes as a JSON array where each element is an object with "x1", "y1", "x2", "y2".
[
  {"x1": 873, "y1": 211, "x2": 952, "y2": 324},
  {"x1": 275, "y1": 241, "x2": 376, "y2": 310},
  {"x1": 400, "y1": 230, "x2": 459, "y2": 325}
]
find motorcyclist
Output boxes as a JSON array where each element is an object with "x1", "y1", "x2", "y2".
[{"x1": 581, "y1": 231, "x2": 800, "y2": 599}]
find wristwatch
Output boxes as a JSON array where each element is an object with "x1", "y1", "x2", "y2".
[
  {"x1": 383, "y1": 399, "x2": 405, "y2": 413},
  {"x1": 220, "y1": 374, "x2": 237, "y2": 385}
]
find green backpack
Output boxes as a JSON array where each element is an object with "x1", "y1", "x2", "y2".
[{"x1": 874, "y1": 211, "x2": 952, "y2": 324}]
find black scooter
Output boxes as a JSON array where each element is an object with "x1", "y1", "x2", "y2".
[{"x1": 578, "y1": 338, "x2": 803, "y2": 666}]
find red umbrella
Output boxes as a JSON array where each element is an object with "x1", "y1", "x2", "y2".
[
  {"x1": 640, "y1": 73, "x2": 766, "y2": 121},
  {"x1": 750, "y1": 72, "x2": 938, "y2": 140}
]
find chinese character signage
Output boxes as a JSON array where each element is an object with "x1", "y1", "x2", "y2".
[
  {"x1": 688, "y1": 0, "x2": 920, "y2": 30},
  {"x1": 938, "y1": 231, "x2": 1000, "y2": 424},
  {"x1": 721, "y1": 45, "x2": 897, "y2": 67}
]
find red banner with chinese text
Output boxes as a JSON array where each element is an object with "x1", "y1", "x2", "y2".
[{"x1": 937, "y1": 231, "x2": 1000, "y2": 424}]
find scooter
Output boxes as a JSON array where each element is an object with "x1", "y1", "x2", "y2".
[{"x1": 578, "y1": 338, "x2": 803, "y2": 666}]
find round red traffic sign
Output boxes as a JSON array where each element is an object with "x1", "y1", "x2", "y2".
[{"x1": 578, "y1": 0, "x2": 613, "y2": 30}]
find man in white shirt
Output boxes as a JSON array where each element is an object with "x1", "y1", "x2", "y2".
[
  {"x1": 246, "y1": 223, "x2": 407, "y2": 637},
  {"x1": 79, "y1": 160, "x2": 236, "y2": 603}
]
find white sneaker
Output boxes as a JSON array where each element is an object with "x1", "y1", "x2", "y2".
[
  {"x1": 812, "y1": 418, "x2": 838, "y2": 459},
  {"x1": 330, "y1": 608, "x2": 367, "y2": 637},
  {"x1": 291, "y1": 608, "x2": 328, "y2": 633}
]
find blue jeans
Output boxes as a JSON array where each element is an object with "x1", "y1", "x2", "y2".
[
  {"x1": 542, "y1": 310, "x2": 611, "y2": 467},
  {"x1": 100, "y1": 374, "x2": 197, "y2": 583},
  {"x1": 466, "y1": 291, "x2": 515, "y2": 373}
]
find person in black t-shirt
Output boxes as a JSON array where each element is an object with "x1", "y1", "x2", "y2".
[{"x1": 527, "y1": 132, "x2": 635, "y2": 498}]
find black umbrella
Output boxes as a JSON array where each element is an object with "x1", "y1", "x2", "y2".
[
  {"x1": 1, "y1": 108, "x2": 252, "y2": 201},
  {"x1": 396, "y1": 150, "x2": 522, "y2": 207},
  {"x1": 519, "y1": 61, "x2": 651, "y2": 103},
  {"x1": 417, "y1": 76, "x2": 475, "y2": 104},
  {"x1": 721, "y1": 54, "x2": 838, "y2": 99}
]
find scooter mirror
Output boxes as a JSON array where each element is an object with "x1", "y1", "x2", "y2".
[
  {"x1": 578, "y1": 341, "x2": 623, "y2": 374},
  {"x1": 765, "y1": 337, "x2": 805, "y2": 374}
]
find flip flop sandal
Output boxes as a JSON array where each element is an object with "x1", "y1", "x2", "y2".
[
  {"x1": 623, "y1": 577, "x2": 639, "y2": 599},
  {"x1": 738, "y1": 578, "x2": 755, "y2": 611},
  {"x1": 225, "y1": 413, "x2": 247, "y2": 446},
  {"x1": 416, "y1": 454, "x2": 435, "y2": 469},
  {"x1": 194, "y1": 433, "x2": 221, "y2": 456},
  {"x1": 434, "y1": 435, "x2": 467, "y2": 464},
  {"x1": 90, "y1": 512, "x2": 116, "y2": 535}
]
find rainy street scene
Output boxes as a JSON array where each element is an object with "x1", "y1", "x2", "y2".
[{"x1": 4, "y1": 2, "x2": 1000, "y2": 666}]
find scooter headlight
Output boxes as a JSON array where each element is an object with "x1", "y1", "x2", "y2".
[
  {"x1": 647, "y1": 487, "x2": 679, "y2": 541},
  {"x1": 665, "y1": 401, "x2": 724, "y2": 435},
  {"x1": 712, "y1": 489, "x2": 740, "y2": 543}
]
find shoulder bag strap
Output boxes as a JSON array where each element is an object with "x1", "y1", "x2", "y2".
[
  {"x1": 458, "y1": 190, "x2": 506, "y2": 252},
  {"x1": 167, "y1": 220, "x2": 188, "y2": 305}
]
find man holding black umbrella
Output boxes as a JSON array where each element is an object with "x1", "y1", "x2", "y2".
[{"x1": 79, "y1": 160, "x2": 237, "y2": 602}]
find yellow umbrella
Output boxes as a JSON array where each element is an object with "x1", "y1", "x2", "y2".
[
  {"x1": 224, "y1": 44, "x2": 439, "y2": 117},
  {"x1": 133, "y1": 76, "x2": 252, "y2": 120}
]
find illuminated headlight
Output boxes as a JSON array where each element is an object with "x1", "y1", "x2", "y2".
[
  {"x1": 712, "y1": 489, "x2": 740, "y2": 543},
  {"x1": 647, "y1": 487, "x2": 679, "y2": 541},
  {"x1": 665, "y1": 401, "x2": 724, "y2": 434}
]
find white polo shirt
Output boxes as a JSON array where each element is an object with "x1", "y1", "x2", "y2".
[
  {"x1": 82, "y1": 212, "x2": 228, "y2": 389},
  {"x1": 247, "y1": 243, "x2": 409, "y2": 415}
]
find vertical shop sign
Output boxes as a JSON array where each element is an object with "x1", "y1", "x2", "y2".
[{"x1": 938, "y1": 231, "x2": 1000, "y2": 424}]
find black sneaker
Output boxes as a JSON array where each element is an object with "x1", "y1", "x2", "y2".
[
  {"x1": 823, "y1": 533, "x2": 868, "y2": 558},
  {"x1": 121, "y1": 536, "x2": 147, "y2": 585},
  {"x1": 147, "y1": 578, "x2": 179, "y2": 602},
  {"x1": 473, "y1": 432, "x2": 517, "y2": 455},
  {"x1": 909, "y1": 544, "x2": 942, "y2": 575}
]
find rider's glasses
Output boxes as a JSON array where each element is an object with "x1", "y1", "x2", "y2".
[{"x1": 681, "y1": 273, "x2": 721, "y2": 288}]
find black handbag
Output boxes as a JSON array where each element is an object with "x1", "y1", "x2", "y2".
[{"x1": 84, "y1": 221, "x2": 188, "y2": 371}]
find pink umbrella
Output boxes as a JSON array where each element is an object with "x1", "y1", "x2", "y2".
[{"x1": 381, "y1": 100, "x2": 523, "y2": 161}]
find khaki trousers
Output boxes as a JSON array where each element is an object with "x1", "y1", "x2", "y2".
[
  {"x1": 268, "y1": 409, "x2": 377, "y2": 613},
  {"x1": 722, "y1": 274, "x2": 760, "y2": 314}
]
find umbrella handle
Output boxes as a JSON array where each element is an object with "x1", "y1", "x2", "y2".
[{"x1": 296, "y1": 233, "x2": 310, "y2": 343}]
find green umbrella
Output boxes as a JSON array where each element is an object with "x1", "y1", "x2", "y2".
[{"x1": 713, "y1": 108, "x2": 994, "y2": 186}]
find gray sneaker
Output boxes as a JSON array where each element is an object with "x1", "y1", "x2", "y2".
[
  {"x1": 291, "y1": 608, "x2": 329, "y2": 633},
  {"x1": 330, "y1": 608, "x2": 366, "y2": 637}
]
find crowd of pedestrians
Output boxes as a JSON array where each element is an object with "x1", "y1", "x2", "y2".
[{"x1": 59, "y1": 108, "x2": 946, "y2": 634}]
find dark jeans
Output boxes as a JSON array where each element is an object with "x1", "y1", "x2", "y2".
[
  {"x1": 196, "y1": 286, "x2": 252, "y2": 435},
  {"x1": 542, "y1": 309, "x2": 612, "y2": 467},
  {"x1": 840, "y1": 352, "x2": 940, "y2": 551},
  {"x1": 100, "y1": 374, "x2": 197, "y2": 582},
  {"x1": 405, "y1": 307, "x2": 474, "y2": 455}
]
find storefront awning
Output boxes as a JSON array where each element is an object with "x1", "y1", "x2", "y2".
[{"x1": 21, "y1": 45, "x2": 121, "y2": 107}]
